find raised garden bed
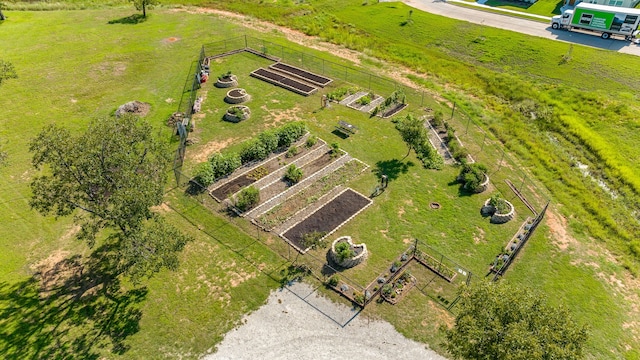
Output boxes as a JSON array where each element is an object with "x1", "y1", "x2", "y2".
[
  {"x1": 380, "y1": 103, "x2": 408, "y2": 118},
  {"x1": 345, "y1": 91, "x2": 384, "y2": 113},
  {"x1": 269, "y1": 62, "x2": 332, "y2": 87},
  {"x1": 223, "y1": 105, "x2": 251, "y2": 123},
  {"x1": 250, "y1": 68, "x2": 318, "y2": 96},
  {"x1": 381, "y1": 271, "x2": 417, "y2": 305},
  {"x1": 414, "y1": 250, "x2": 457, "y2": 282},
  {"x1": 255, "y1": 150, "x2": 344, "y2": 207},
  {"x1": 256, "y1": 160, "x2": 367, "y2": 230},
  {"x1": 328, "y1": 236, "x2": 367, "y2": 268},
  {"x1": 281, "y1": 188, "x2": 372, "y2": 252},
  {"x1": 215, "y1": 74, "x2": 238, "y2": 88},
  {"x1": 224, "y1": 88, "x2": 251, "y2": 104}
]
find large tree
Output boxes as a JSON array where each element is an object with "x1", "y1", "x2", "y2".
[
  {"x1": 29, "y1": 115, "x2": 190, "y2": 282},
  {"x1": 444, "y1": 281, "x2": 589, "y2": 360},
  {"x1": 131, "y1": 0, "x2": 158, "y2": 18}
]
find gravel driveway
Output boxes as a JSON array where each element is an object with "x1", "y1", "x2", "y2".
[{"x1": 203, "y1": 282, "x2": 447, "y2": 360}]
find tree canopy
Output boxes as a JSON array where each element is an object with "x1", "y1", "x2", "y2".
[
  {"x1": 443, "y1": 281, "x2": 589, "y2": 360},
  {"x1": 131, "y1": 0, "x2": 158, "y2": 17},
  {"x1": 394, "y1": 113, "x2": 427, "y2": 158},
  {"x1": 29, "y1": 115, "x2": 191, "y2": 282}
]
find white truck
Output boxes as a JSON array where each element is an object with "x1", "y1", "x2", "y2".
[{"x1": 551, "y1": 3, "x2": 640, "y2": 40}]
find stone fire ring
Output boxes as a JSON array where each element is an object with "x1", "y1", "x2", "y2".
[
  {"x1": 329, "y1": 236, "x2": 367, "y2": 269},
  {"x1": 225, "y1": 88, "x2": 251, "y2": 104}
]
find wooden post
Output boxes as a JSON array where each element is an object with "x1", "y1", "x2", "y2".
[
  {"x1": 244, "y1": 34, "x2": 248, "y2": 48},
  {"x1": 450, "y1": 102, "x2": 456, "y2": 120}
]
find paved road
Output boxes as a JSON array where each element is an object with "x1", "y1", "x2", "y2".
[{"x1": 402, "y1": 0, "x2": 640, "y2": 56}]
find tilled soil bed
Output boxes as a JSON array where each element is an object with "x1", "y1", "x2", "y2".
[{"x1": 282, "y1": 188, "x2": 371, "y2": 251}]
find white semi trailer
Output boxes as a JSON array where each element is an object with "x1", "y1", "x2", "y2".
[{"x1": 551, "y1": 3, "x2": 640, "y2": 40}]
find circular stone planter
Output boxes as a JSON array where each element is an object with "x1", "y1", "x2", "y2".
[
  {"x1": 223, "y1": 105, "x2": 251, "y2": 123},
  {"x1": 329, "y1": 236, "x2": 367, "y2": 269},
  {"x1": 482, "y1": 198, "x2": 516, "y2": 224},
  {"x1": 225, "y1": 88, "x2": 250, "y2": 104},
  {"x1": 215, "y1": 75, "x2": 238, "y2": 88}
]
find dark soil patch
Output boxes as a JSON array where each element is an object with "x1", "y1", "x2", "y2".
[
  {"x1": 251, "y1": 68, "x2": 317, "y2": 95},
  {"x1": 228, "y1": 89, "x2": 244, "y2": 97},
  {"x1": 283, "y1": 189, "x2": 371, "y2": 251},
  {"x1": 211, "y1": 175, "x2": 254, "y2": 200},
  {"x1": 270, "y1": 62, "x2": 332, "y2": 86}
]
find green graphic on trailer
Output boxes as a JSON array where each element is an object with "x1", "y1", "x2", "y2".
[{"x1": 572, "y1": 9, "x2": 615, "y2": 30}]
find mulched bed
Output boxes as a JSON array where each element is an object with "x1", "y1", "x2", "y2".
[
  {"x1": 269, "y1": 62, "x2": 332, "y2": 87},
  {"x1": 257, "y1": 160, "x2": 367, "y2": 230},
  {"x1": 211, "y1": 175, "x2": 255, "y2": 200},
  {"x1": 282, "y1": 188, "x2": 371, "y2": 251},
  {"x1": 250, "y1": 68, "x2": 317, "y2": 96}
]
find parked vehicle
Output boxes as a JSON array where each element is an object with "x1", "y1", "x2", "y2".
[{"x1": 551, "y1": 3, "x2": 640, "y2": 40}]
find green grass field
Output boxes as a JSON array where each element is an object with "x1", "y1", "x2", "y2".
[{"x1": 1, "y1": 2, "x2": 640, "y2": 359}]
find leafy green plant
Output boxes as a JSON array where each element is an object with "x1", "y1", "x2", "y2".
[
  {"x1": 302, "y1": 231, "x2": 328, "y2": 249},
  {"x1": 489, "y1": 193, "x2": 510, "y2": 214},
  {"x1": 330, "y1": 142, "x2": 341, "y2": 158},
  {"x1": 335, "y1": 241, "x2": 356, "y2": 261},
  {"x1": 218, "y1": 70, "x2": 232, "y2": 79},
  {"x1": 459, "y1": 163, "x2": 488, "y2": 193},
  {"x1": 328, "y1": 275, "x2": 339, "y2": 287},
  {"x1": 235, "y1": 185, "x2": 259, "y2": 212},
  {"x1": 286, "y1": 145, "x2": 299, "y2": 158},
  {"x1": 284, "y1": 164, "x2": 303, "y2": 184},
  {"x1": 305, "y1": 135, "x2": 317, "y2": 148},
  {"x1": 357, "y1": 94, "x2": 371, "y2": 106}
]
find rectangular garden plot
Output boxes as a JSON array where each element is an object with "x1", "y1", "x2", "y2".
[
  {"x1": 250, "y1": 68, "x2": 318, "y2": 96},
  {"x1": 269, "y1": 62, "x2": 333, "y2": 87},
  {"x1": 281, "y1": 188, "x2": 372, "y2": 252}
]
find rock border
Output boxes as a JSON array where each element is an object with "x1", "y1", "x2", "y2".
[{"x1": 329, "y1": 236, "x2": 367, "y2": 268}]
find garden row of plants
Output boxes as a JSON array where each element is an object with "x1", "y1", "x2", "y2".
[
  {"x1": 429, "y1": 112, "x2": 470, "y2": 163},
  {"x1": 194, "y1": 121, "x2": 307, "y2": 186},
  {"x1": 393, "y1": 113, "x2": 444, "y2": 170}
]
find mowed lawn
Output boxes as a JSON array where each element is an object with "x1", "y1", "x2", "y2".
[{"x1": 0, "y1": 7, "x2": 638, "y2": 360}]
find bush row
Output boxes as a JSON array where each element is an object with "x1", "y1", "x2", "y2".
[{"x1": 194, "y1": 122, "x2": 307, "y2": 187}]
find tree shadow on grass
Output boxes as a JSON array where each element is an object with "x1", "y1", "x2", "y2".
[
  {"x1": 108, "y1": 14, "x2": 146, "y2": 25},
  {"x1": 373, "y1": 159, "x2": 414, "y2": 181},
  {"x1": 0, "y1": 244, "x2": 146, "y2": 359}
]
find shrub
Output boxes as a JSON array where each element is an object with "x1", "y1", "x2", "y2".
[
  {"x1": 459, "y1": 163, "x2": 488, "y2": 192},
  {"x1": 275, "y1": 121, "x2": 306, "y2": 148},
  {"x1": 193, "y1": 162, "x2": 216, "y2": 187},
  {"x1": 240, "y1": 140, "x2": 268, "y2": 164},
  {"x1": 259, "y1": 130, "x2": 279, "y2": 153},
  {"x1": 357, "y1": 94, "x2": 371, "y2": 106},
  {"x1": 286, "y1": 145, "x2": 299, "y2": 158},
  {"x1": 210, "y1": 152, "x2": 242, "y2": 178},
  {"x1": 328, "y1": 275, "x2": 339, "y2": 287},
  {"x1": 382, "y1": 284, "x2": 393, "y2": 295},
  {"x1": 305, "y1": 135, "x2": 317, "y2": 148},
  {"x1": 489, "y1": 193, "x2": 510, "y2": 214},
  {"x1": 302, "y1": 231, "x2": 328, "y2": 249},
  {"x1": 284, "y1": 164, "x2": 303, "y2": 184},
  {"x1": 218, "y1": 70, "x2": 232, "y2": 79},
  {"x1": 415, "y1": 140, "x2": 444, "y2": 170},
  {"x1": 335, "y1": 241, "x2": 355, "y2": 261},
  {"x1": 330, "y1": 142, "x2": 341, "y2": 158},
  {"x1": 432, "y1": 110, "x2": 444, "y2": 128},
  {"x1": 235, "y1": 186, "x2": 259, "y2": 212}
]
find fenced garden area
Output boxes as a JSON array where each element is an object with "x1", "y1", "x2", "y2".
[{"x1": 168, "y1": 35, "x2": 551, "y2": 313}]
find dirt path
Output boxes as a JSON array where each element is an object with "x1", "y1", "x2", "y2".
[{"x1": 203, "y1": 282, "x2": 447, "y2": 359}]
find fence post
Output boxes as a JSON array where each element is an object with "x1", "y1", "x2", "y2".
[
  {"x1": 466, "y1": 116, "x2": 471, "y2": 134},
  {"x1": 480, "y1": 132, "x2": 487, "y2": 151},
  {"x1": 450, "y1": 102, "x2": 456, "y2": 120},
  {"x1": 244, "y1": 34, "x2": 248, "y2": 48},
  {"x1": 421, "y1": 91, "x2": 424, "y2": 107}
]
